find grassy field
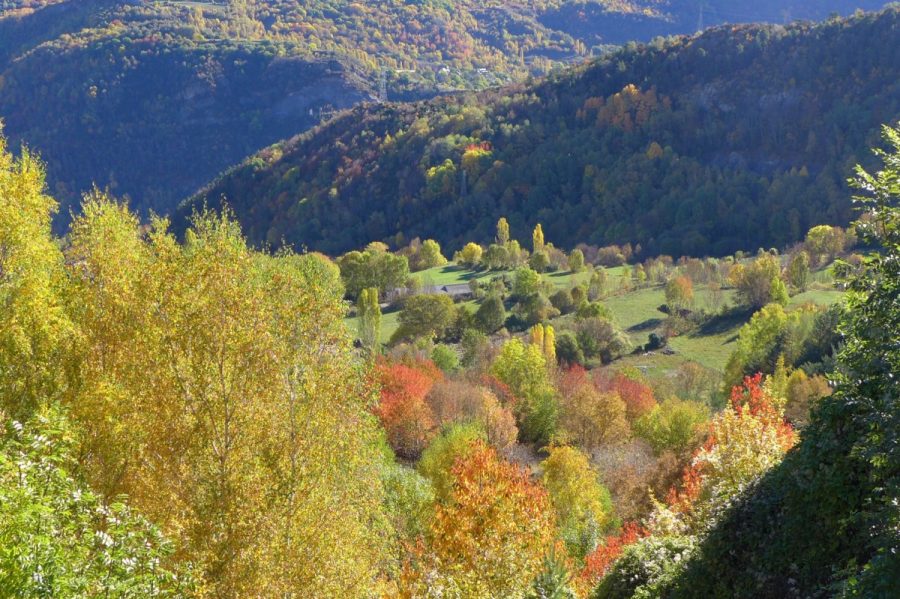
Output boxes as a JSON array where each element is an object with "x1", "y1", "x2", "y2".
[
  {"x1": 410, "y1": 264, "x2": 629, "y2": 289},
  {"x1": 789, "y1": 288, "x2": 845, "y2": 306},
  {"x1": 411, "y1": 264, "x2": 507, "y2": 287},
  {"x1": 347, "y1": 263, "x2": 844, "y2": 373}
]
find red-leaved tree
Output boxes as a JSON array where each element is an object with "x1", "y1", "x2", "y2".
[{"x1": 374, "y1": 359, "x2": 443, "y2": 458}]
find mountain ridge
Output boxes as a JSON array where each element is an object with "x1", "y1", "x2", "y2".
[
  {"x1": 183, "y1": 7, "x2": 900, "y2": 258},
  {"x1": 0, "y1": 0, "x2": 892, "y2": 226}
]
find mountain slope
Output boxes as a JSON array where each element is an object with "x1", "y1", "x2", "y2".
[
  {"x1": 0, "y1": 1, "x2": 375, "y2": 221},
  {"x1": 184, "y1": 8, "x2": 900, "y2": 257},
  {"x1": 0, "y1": 0, "x2": 891, "y2": 224}
]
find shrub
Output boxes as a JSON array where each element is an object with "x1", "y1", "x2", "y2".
[
  {"x1": 475, "y1": 294, "x2": 506, "y2": 333},
  {"x1": 633, "y1": 398, "x2": 710, "y2": 455},
  {"x1": 430, "y1": 344, "x2": 460, "y2": 373},
  {"x1": 590, "y1": 535, "x2": 695, "y2": 599}
]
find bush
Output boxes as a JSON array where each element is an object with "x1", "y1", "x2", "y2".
[
  {"x1": 475, "y1": 294, "x2": 507, "y2": 333},
  {"x1": 431, "y1": 344, "x2": 460, "y2": 373},
  {"x1": 590, "y1": 535, "x2": 695, "y2": 599},
  {"x1": 645, "y1": 332, "x2": 667, "y2": 351},
  {"x1": 633, "y1": 398, "x2": 709, "y2": 455},
  {"x1": 550, "y1": 289, "x2": 576, "y2": 314},
  {"x1": 556, "y1": 332, "x2": 585, "y2": 367},
  {"x1": 0, "y1": 409, "x2": 191, "y2": 596}
]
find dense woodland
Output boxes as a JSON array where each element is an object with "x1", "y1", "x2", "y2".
[
  {"x1": 188, "y1": 8, "x2": 900, "y2": 259},
  {"x1": 2, "y1": 117, "x2": 898, "y2": 596},
  {"x1": 0, "y1": 0, "x2": 890, "y2": 226}
]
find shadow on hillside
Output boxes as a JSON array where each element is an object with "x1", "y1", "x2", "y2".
[
  {"x1": 435, "y1": 265, "x2": 504, "y2": 282},
  {"x1": 691, "y1": 308, "x2": 754, "y2": 337},
  {"x1": 628, "y1": 318, "x2": 664, "y2": 333},
  {"x1": 661, "y1": 388, "x2": 888, "y2": 597}
]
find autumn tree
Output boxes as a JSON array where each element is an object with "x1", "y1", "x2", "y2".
[
  {"x1": 665, "y1": 275, "x2": 694, "y2": 313},
  {"x1": 529, "y1": 249, "x2": 551, "y2": 272},
  {"x1": 518, "y1": 292, "x2": 560, "y2": 326},
  {"x1": 557, "y1": 368, "x2": 629, "y2": 449},
  {"x1": 376, "y1": 360, "x2": 442, "y2": 459},
  {"x1": 425, "y1": 380, "x2": 517, "y2": 451},
  {"x1": 556, "y1": 332, "x2": 585, "y2": 367},
  {"x1": 357, "y1": 286, "x2": 382, "y2": 350},
  {"x1": 419, "y1": 239, "x2": 448, "y2": 269},
  {"x1": 514, "y1": 266, "x2": 542, "y2": 298},
  {"x1": 568, "y1": 249, "x2": 585, "y2": 273},
  {"x1": 787, "y1": 250, "x2": 811, "y2": 292},
  {"x1": 64, "y1": 199, "x2": 393, "y2": 596},
  {"x1": 577, "y1": 522, "x2": 647, "y2": 594},
  {"x1": 804, "y1": 224, "x2": 846, "y2": 265},
  {"x1": 575, "y1": 317, "x2": 631, "y2": 363},
  {"x1": 475, "y1": 294, "x2": 506, "y2": 333},
  {"x1": 402, "y1": 442, "x2": 556, "y2": 598},
  {"x1": 784, "y1": 370, "x2": 832, "y2": 427},
  {"x1": 0, "y1": 139, "x2": 71, "y2": 419},
  {"x1": 729, "y1": 254, "x2": 788, "y2": 309},
  {"x1": 492, "y1": 338, "x2": 558, "y2": 444},
  {"x1": 662, "y1": 374, "x2": 795, "y2": 529},
  {"x1": 497, "y1": 216, "x2": 510, "y2": 245},
  {"x1": 337, "y1": 247, "x2": 409, "y2": 298},
  {"x1": 455, "y1": 242, "x2": 483, "y2": 268},
  {"x1": 531, "y1": 323, "x2": 546, "y2": 349},
  {"x1": 533, "y1": 223, "x2": 545, "y2": 253},
  {"x1": 633, "y1": 264, "x2": 647, "y2": 287},
  {"x1": 417, "y1": 423, "x2": 487, "y2": 502},
  {"x1": 633, "y1": 398, "x2": 709, "y2": 455},
  {"x1": 595, "y1": 371, "x2": 657, "y2": 421},
  {"x1": 544, "y1": 324, "x2": 557, "y2": 365},
  {"x1": 722, "y1": 302, "x2": 821, "y2": 388},
  {"x1": 541, "y1": 445, "x2": 614, "y2": 559},
  {"x1": 588, "y1": 268, "x2": 608, "y2": 300}
]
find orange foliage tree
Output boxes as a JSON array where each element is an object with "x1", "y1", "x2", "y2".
[
  {"x1": 594, "y1": 371, "x2": 658, "y2": 421},
  {"x1": 400, "y1": 441, "x2": 556, "y2": 597},
  {"x1": 374, "y1": 359, "x2": 443, "y2": 458}
]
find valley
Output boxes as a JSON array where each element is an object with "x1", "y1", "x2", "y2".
[{"x1": 0, "y1": 3, "x2": 898, "y2": 598}]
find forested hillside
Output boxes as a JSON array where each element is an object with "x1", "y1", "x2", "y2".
[
  {"x1": 186, "y1": 8, "x2": 900, "y2": 258},
  {"x1": 3, "y1": 118, "x2": 897, "y2": 596},
  {"x1": 0, "y1": 0, "x2": 890, "y2": 224}
]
